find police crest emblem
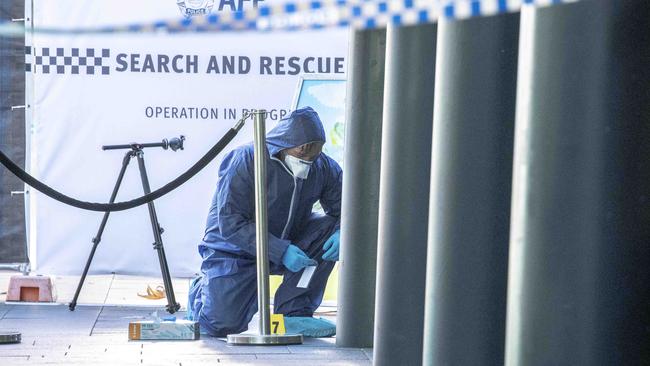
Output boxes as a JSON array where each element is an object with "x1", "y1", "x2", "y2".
[{"x1": 177, "y1": 0, "x2": 215, "y2": 18}]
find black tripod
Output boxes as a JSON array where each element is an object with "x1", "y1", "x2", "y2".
[{"x1": 69, "y1": 137, "x2": 185, "y2": 314}]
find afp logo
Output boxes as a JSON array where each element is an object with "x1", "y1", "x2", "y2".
[
  {"x1": 177, "y1": 0, "x2": 214, "y2": 17},
  {"x1": 177, "y1": 0, "x2": 264, "y2": 17}
]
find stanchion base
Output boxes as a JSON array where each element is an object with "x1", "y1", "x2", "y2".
[
  {"x1": 226, "y1": 333, "x2": 303, "y2": 345},
  {"x1": 0, "y1": 332, "x2": 21, "y2": 344}
]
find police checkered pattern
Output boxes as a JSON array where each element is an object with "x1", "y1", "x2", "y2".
[
  {"x1": 114, "y1": 0, "x2": 580, "y2": 33},
  {"x1": 25, "y1": 47, "x2": 111, "y2": 75},
  {"x1": 1, "y1": 0, "x2": 580, "y2": 35}
]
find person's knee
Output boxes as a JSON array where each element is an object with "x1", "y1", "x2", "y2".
[
  {"x1": 198, "y1": 310, "x2": 248, "y2": 337},
  {"x1": 198, "y1": 276, "x2": 257, "y2": 336},
  {"x1": 195, "y1": 256, "x2": 257, "y2": 336},
  {"x1": 197, "y1": 290, "x2": 251, "y2": 336}
]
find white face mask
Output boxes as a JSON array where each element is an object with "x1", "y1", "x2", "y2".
[{"x1": 284, "y1": 154, "x2": 313, "y2": 179}]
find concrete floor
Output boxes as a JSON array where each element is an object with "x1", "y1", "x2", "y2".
[{"x1": 0, "y1": 271, "x2": 371, "y2": 365}]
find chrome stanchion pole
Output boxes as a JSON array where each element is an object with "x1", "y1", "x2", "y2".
[{"x1": 227, "y1": 110, "x2": 303, "y2": 345}]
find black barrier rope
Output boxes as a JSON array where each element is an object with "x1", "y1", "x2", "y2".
[{"x1": 0, "y1": 127, "x2": 240, "y2": 212}]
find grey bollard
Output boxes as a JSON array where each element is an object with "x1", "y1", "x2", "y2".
[
  {"x1": 373, "y1": 23, "x2": 437, "y2": 366},
  {"x1": 337, "y1": 28, "x2": 386, "y2": 348},
  {"x1": 505, "y1": 1, "x2": 650, "y2": 365},
  {"x1": 423, "y1": 12, "x2": 519, "y2": 366}
]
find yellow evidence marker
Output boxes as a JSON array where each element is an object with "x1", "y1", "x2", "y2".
[{"x1": 270, "y1": 313, "x2": 286, "y2": 335}]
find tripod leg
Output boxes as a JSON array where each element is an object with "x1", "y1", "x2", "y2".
[
  {"x1": 70, "y1": 151, "x2": 133, "y2": 311},
  {"x1": 135, "y1": 151, "x2": 181, "y2": 314}
]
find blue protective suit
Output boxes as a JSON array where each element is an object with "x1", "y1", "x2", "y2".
[{"x1": 188, "y1": 107, "x2": 342, "y2": 336}]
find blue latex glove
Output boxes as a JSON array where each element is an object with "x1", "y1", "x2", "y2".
[
  {"x1": 322, "y1": 230, "x2": 340, "y2": 261},
  {"x1": 282, "y1": 244, "x2": 317, "y2": 272}
]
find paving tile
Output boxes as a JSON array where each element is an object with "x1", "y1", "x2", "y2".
[
  {"x1": 0, "y1": 354, "x2": 31, "y2": 358},
  {"x1": 0, "y1": 274, "x2": 368, "y2": 365},
  {"x1": 18, "y1": 334, "x2": 127, "y2": 347},
  {"x1": 93, "y1": 317, "x2": 149, "y2": 328},
  {"x1": 0, "y1": 337, "x2": 100, "y2": 355},
  {"x1": 0, "y1": 271, "x2": 14, "y2": 301},
  {"x1": 295, "y1": 337, "x2": 337, "y2": 347},
  {"x1": 0, "y1": 303, "x2": 13, "y2": 319},
  {"x1": 52, "y1": 274, "x2": 114, "y2": 305},
  {"x1": 140, "y1": 342, "x2": 226, "y2": 356},
  {"x1": 145, "y1": 354, "x2": 255, "y2": 365},
  {"x1": 101, "y1": 297, "x2": 188, "y2": 309},
  {"x1": 141, "y1": 340, "x2": 292, "y2": 356},
  {"x1": 95, "y1": 306, "x2": 160, "y2": 315},
  {"x1": 67, "y1": 344, "x2": 143, "y2": 359},
  {"x1": 4, "y1": 304, "x2": 101, "y2": 319},
  {"x1": 104, "y1": 294, "x2": 171, "y2": 307},
  {"x1": 0, "y1": 273, "x2": 112, "y2": 306},
  {"x1": 0, "y1": 340, "x2": 36, "y2": 351},
  {"x1": 28, "y1": 354, "x2": 144, "y2": 366},
  {"x1": 0, "y1": 274, "x2": 190, "y2": 308},
  {"x1": 26, "y1": 343, "x2": 142, "y2": 363},
  {"x1": 105, "y1": 277, "x2": 189, "y2": 308},
  {"x1": 97, "y1": 306, "x2": 185, "y2": 319},
  {"x1": 220, "y1": 360, "x2": 371, "y2": 366},
  {"x1": 0, "y1": 318, "x2": 96, "y2": 337},
  {"x1": 94, "y1": 315, "x2": 150, "y2": 325},
  {"x1": 288, "y1": 345, "x2": 367, "y2": 355},
  {"x1": 0, "y1": 273, "x2": 190, "y2": 309},
  {"x1": 363, "y1": 347, "x2": 373, "y2": 361},
  {"x1": 91, "y1": 322, "x2": 132, "y2": 334},
  {"x1": 1, "y1": 314, "x2": 99, "y2": 328},
  {"x1": 112, "y1": 275, "x2": 190, "y2": 287},
  {"x1": 256, "y1": 349, "x2": 368, "y2": 360},
  {"x1": 91, "y1": 306, "x2": 188, "y2": 335}
]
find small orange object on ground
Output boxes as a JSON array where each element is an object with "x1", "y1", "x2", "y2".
[{"x1": 6, "y1": 275, "x2": 57, "y2": 302}]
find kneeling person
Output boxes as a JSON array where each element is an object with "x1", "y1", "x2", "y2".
[{"x1": 188, "y1": 107, "x2": 342, "y2": 337}]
